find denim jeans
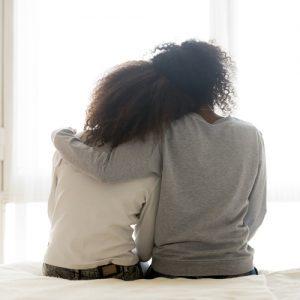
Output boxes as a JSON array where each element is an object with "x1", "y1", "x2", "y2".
[
  {"x1": 145, "y1": 266, "x2": 258, "y2": 279},
  {"x1": 43, "y1": 263, "x2": 143, "y2": 281}
]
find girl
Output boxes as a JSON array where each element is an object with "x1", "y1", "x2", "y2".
[
  {"x1": 44, "y1": 118, "x2": 160, "y2": 280},
  {"x1": 52, "y1": 40, "x2": 266, "y2": 279}
]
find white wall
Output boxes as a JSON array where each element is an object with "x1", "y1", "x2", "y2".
[
  {"x1": 0, "y1": 0, "x2": 14, "y2": 264},
  {"x1": 0, "y1": 0, "x2": 5, "y2": 263}
]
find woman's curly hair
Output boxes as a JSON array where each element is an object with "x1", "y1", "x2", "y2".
[{"x1": 84, "y1": 39, "x2": 236, "y2": 148}]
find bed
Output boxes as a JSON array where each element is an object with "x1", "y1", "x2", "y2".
[{"x1": 0, "y1": 263, "x2": 299, "y2": 299}]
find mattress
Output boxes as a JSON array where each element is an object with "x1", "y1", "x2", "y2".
[{"x1": 0, "y1": 262, "x2": 299, "y2": 299}]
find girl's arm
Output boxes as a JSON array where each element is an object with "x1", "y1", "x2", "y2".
[
  {"x1": 47, "y1": 151, "x2": 62, "y2": 220},
  {"x1": 52, "y1": 128, "x2": 162, "y2": 182},
  {"x1": 244, "y1": 130, "x2": 267, "y2": 240},
  {"x1": 135, "y1": 178, "x2": 161, "y2": 262}
]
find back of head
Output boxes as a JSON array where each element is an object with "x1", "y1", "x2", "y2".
[{"x1": 84, "y1": 39, "x2": 235, "y2": 148}]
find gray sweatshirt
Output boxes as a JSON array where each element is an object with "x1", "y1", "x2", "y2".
[{"x1": 52, "y1": 113, "x2": 267, "y2": 276}]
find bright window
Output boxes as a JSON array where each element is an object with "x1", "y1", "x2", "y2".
[{"x1": 4, "y1": 0, "x2": 210, "y2": 263}]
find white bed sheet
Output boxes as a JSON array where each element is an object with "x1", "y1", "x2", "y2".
[{"x1": 0, "y1": 263, "x2": 299, "y2": 300}]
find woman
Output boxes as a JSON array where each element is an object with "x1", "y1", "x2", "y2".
[
  {"x1": 43, "y1": 133, "x2": 160, "y2": 281},
  {"x1": 52, "y1": 40, "x2": 266, "y2": 279}
]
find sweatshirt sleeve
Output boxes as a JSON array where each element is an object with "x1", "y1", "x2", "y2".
[
  {"x1": 51, "y1": 128, "x2": 162, "y2": 182},
  {"x1": 244, "y1": 130, "x2": 267, "y2": 241},
  {"x1": 135, "y1": 179, "x2": 161, "y2": 262},
  {"x1": 47, "y1": 151, "x2": 62, "y2": 221}
]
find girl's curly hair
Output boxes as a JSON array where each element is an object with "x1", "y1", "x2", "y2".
[{"x1": 84, "y1": 39, "x2": 236, "y2": 148}]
